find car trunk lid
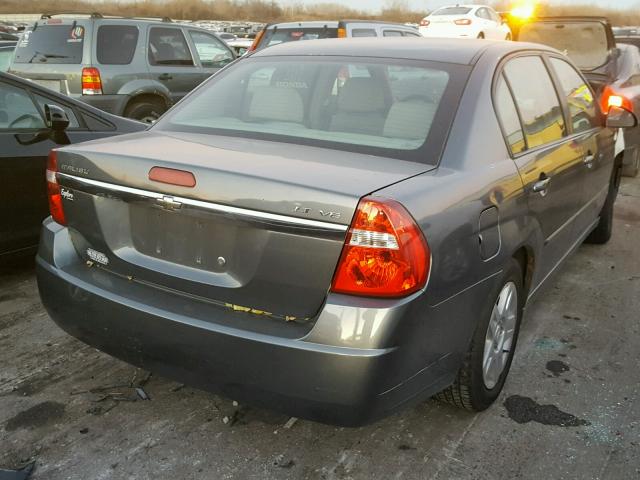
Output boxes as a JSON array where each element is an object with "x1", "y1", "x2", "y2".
[{"x1": 56, "y1": 131, "x2": 433, "y2": 321}]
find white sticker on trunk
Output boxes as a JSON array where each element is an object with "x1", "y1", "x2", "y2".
[{"x1": 87, "y1": 248, "x2": 109, "y2": 266}]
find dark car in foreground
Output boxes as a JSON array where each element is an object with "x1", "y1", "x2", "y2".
[
  {"x1": 0, "y1": 71, "x2": 144, "y2": 261},
  {"x1": 37, "y1": 38, "x2": 634, "y2": 426}
]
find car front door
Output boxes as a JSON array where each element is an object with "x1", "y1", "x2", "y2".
[
  {"x1": 187, "y1": 30, "x2": 235, "y2": 83},
  {"x1": 497, "y1": 55, "x2": 588, "y2": 285},
  {"x1": 548, "y1": 55, "x2": 616, "y2": 236},
  {"x1": 0, "y1": 78, "x2": 117, "y2": 258},
  {"x1": 147, "y1": 26, "x2": 202, "y2": 104}
]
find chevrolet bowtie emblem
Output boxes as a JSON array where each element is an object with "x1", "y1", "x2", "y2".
[{"x1": 157, "y1": 195, "x2": 182, "y2": 211}]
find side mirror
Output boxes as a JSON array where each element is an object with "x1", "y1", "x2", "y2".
[
  {"x1": 44, "y1": 104, "x2": 70, "y2": 145},
  {"x1": 606, "y1": 106, "x2": 638, "y2": 129}
]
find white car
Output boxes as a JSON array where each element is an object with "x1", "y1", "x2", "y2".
[{"x1": 419, "y1": 5, "x2": 512, "y2": 40}]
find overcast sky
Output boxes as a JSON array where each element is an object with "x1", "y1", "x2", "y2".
[{"x1": 280, "y1": 0, "x2": 640, "y2": 13}]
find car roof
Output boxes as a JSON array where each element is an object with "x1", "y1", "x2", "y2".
[
  {"x1": 251, "y1": 37, "x2": 559, "y2": 65},
  {"x1": 266, "y1": 20, "x2": 412, "y2": 29}
]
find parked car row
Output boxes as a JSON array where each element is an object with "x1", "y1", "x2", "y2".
[{"x1": 2, "y1": 7, "x2": 639, "y2": 427}]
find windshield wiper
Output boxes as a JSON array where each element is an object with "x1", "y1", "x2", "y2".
[{"x1": 28, "y1": 51, "x2": 70, "y2": 63}]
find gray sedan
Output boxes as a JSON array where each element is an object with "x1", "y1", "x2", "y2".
[{"x1": 36, "y1": 38, "x2": 635, "y2": 426}]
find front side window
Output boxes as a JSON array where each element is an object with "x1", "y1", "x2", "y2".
[
  {"x1": 155, "y1": 58, "x2": 468, "y2": 164},
  {"x1": 148, "y1": 27, "x2": 193, "y2": 66},
  {"x1": 13, "y1": 25, "x2": 84, "y2": 64},
  {"x1": 550, "y1": 58, "x2": 599, "y2": 134},
  {"x1": 0, "y1": 81, "x2": 45, "y2": 129},
  {"x1": 494, "y1": 74, "x2": 525, "y2": 155},
  {"x1": 258, "y1": 28, "x2": 338, "y2": 50},
  {"x1": 518, "y1": 22, "x2": 610, "y2": 70},
  {"x1": 34, "y1": 93, "x2": 80, "y2": 129},
  {"x1": 188, "y1": 31, "x2": 234, "y2": 68},
  {"x1": 97, "y1": 25, "x2": 139, "y2": 65},
  {"x1": 383, "y1": 30, "x2": 403, "y2": 37},
  {"x1": 503, "y1": 56, "x2": 565, "y2": 149}
]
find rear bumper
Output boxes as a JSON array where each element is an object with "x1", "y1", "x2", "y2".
[
  {"x1": 75, "y1": 94, "x2": 130, "y2": 116},
  {"x1": 37, "y1": 219, "x2": 493, "y2": 425}
]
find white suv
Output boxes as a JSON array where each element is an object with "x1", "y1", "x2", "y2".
[{"x1": 419, "y1": 5, "x2": 512, "y2": 40}]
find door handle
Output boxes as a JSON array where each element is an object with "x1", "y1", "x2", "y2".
[
  {"x1": 584, "y1": 151, "x2": 596, "y2": 169},
  {"x1": 158, "y1": 73, "x2": 173, "y2": 81},
  {"x1": 532, "y1": 176, "x2": 551, "y2": 196}
]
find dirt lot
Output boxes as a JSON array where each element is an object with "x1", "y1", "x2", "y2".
[{"x1": 1, "y1": 178, "x2": 639, "y2": 480}]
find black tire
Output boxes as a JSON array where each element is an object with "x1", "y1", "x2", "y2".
[
  {"x1": 124, "y1": 98, "x2": 166, "y2": 124},
  {"x1": 437, "y1": 258, "x2": 524, "y2": 411},
  {"x1": 477, "y1": 32, "x2": 485, "y2": 39},
  {"x1": 505, "y1": 33, "x2": 512, "y2": 41},
  {"x1": 622, "y1": 149, "x2": 639, "y2": 178},
  {"x1": 585, "y1": 163, "x2": 621, "y2": 245}
]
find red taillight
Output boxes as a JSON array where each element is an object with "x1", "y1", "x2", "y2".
[
  {"x1": 420, "y1": 19, "x2": 430, "y2": 27},
  {"x1": 46, "y1": 150, "x2": 66, "y2": 225},
  {"x1": 331, "y1": 197, "x2": 430, "y2": 298},
  {"x1": 455, "y1": 19, "x2": 473, "y2": 25},
  {"x1": 81, "y1": 67, "x2": 102, "y2": 95},
  {"x1": 600, "y1": 86, "x2": 633, "y2": 114},
  {"x1": 337, "y1": 27, "x2": 347, "y2": 38},
  {"x1": 248, "y1": 29, "x2": 266, "y2": 52}
]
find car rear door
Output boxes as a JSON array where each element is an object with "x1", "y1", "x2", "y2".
[
  {"x1": 495, "y1": 54, "x2": 587, "y2": 283},
  {"x1": 147, "y1": 26, "x2": 201, "y2": 104},
  {"x1": 547, "y1": 55, "x2": 616, "y2": 234}
]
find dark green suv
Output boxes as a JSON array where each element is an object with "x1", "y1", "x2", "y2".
[{"x1": 9, "y1": 13, "x2": 236, "y2": 122}]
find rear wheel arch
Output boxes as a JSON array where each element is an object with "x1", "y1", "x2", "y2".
[
  {"x1": 512, "y1": 246, "x2": 534, "y2": 300},
  {"x1": 123, "y1": 94, "x2": 169, "y2": 123}
]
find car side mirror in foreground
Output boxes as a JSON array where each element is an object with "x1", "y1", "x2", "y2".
[
  {"x1": 606, "y1": 106, "x2": 638, "y2": 129},
  {"x1": 44, "y1": 104, "x2": 70, "y2": 145}
]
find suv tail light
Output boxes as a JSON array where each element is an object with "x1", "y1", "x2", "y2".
[
  {"x1": 248, "y1": 29, "x2": 266, "y2": 52},
  {"x1": 46, "y1": 150, "x2": 66, "y2": 225},
  {"x1": 420, "y1": 19, "x2": 430, "y2": 27},
  {"x1": 455, "y1": 19, "x2": 473, "y2": 25},
  {"x1": 82, "y1": 67, "x2": 102, "y2": 95},
  {"x1": 337, "y1": 27, "x2": 347, "y2": 38},
  {"x1": 331, "y1": 197, "x2": 430, "y2": 298},
  {"x1": 601, "y1": 86, "x2": 633, "y2": 114}
]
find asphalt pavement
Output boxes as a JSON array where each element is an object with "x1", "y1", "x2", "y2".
[{"x1": 1, "y1": 177, "x2": 639, "y2": 480}]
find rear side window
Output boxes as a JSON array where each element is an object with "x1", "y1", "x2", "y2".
[
  {"x1": 148, "y1": 27, "x2": 193, "y2": 66},
  {"x1": 259, "y1": 28, "x2": 338, "y2": 50},
  {"x1": 433, "y1": 7, "x2": 472, "y2": 15},
  {"x1": 352, "y1": 29, "x2": 377, "y2": 38},
  {"x1": 503, "y1": 56, "x2": 565, "y2": 150},
  {"x1": 97, "y1": 25, "x2": 139, "y2": 65},
  {"x1": 495, "y1": 74, "x2": 525, "y2": 155},
  {"x1": 13, "y1": 25, "x2": 84, "y2": 64},
  {"x1": 550, "y1": 58, "x2": 599, "y2": 134}
]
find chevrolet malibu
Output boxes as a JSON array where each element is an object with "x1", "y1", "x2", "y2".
[{"x1": 36, "y1": 38, "x2": 635, "y2": 426}]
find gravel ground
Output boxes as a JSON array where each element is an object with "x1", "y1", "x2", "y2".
[{"x1": 1, "y1": 178, "x2": 639, "y2": 480}]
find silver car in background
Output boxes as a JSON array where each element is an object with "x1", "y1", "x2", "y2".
[{"x1": 37, "y1": 38, "x2": 633, "y2": 425}]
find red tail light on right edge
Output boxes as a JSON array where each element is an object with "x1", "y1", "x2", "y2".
[
  {"x1": 46, "y1": 150, "x2": 66, "y2": 226},
  {"x1": 331, "y1": 197, "x2": 430, "y2": 298}
]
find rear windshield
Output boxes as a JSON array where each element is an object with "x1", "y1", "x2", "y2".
[
  {"x1": 432, "y1": 7, "x2": 472, "y2": 16},
  {"x1": 258, "y1": 28, "x2": 338, "y2": 50},
  {"x1": 518, "y1": 22, "x2": 610, "y2": 70},
  {"x1": 13, "y1": 25, "x2": 84, "y2": 64},
  {"x1": 154, "y1": 57, "x2": 469, "y2": 164}
]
